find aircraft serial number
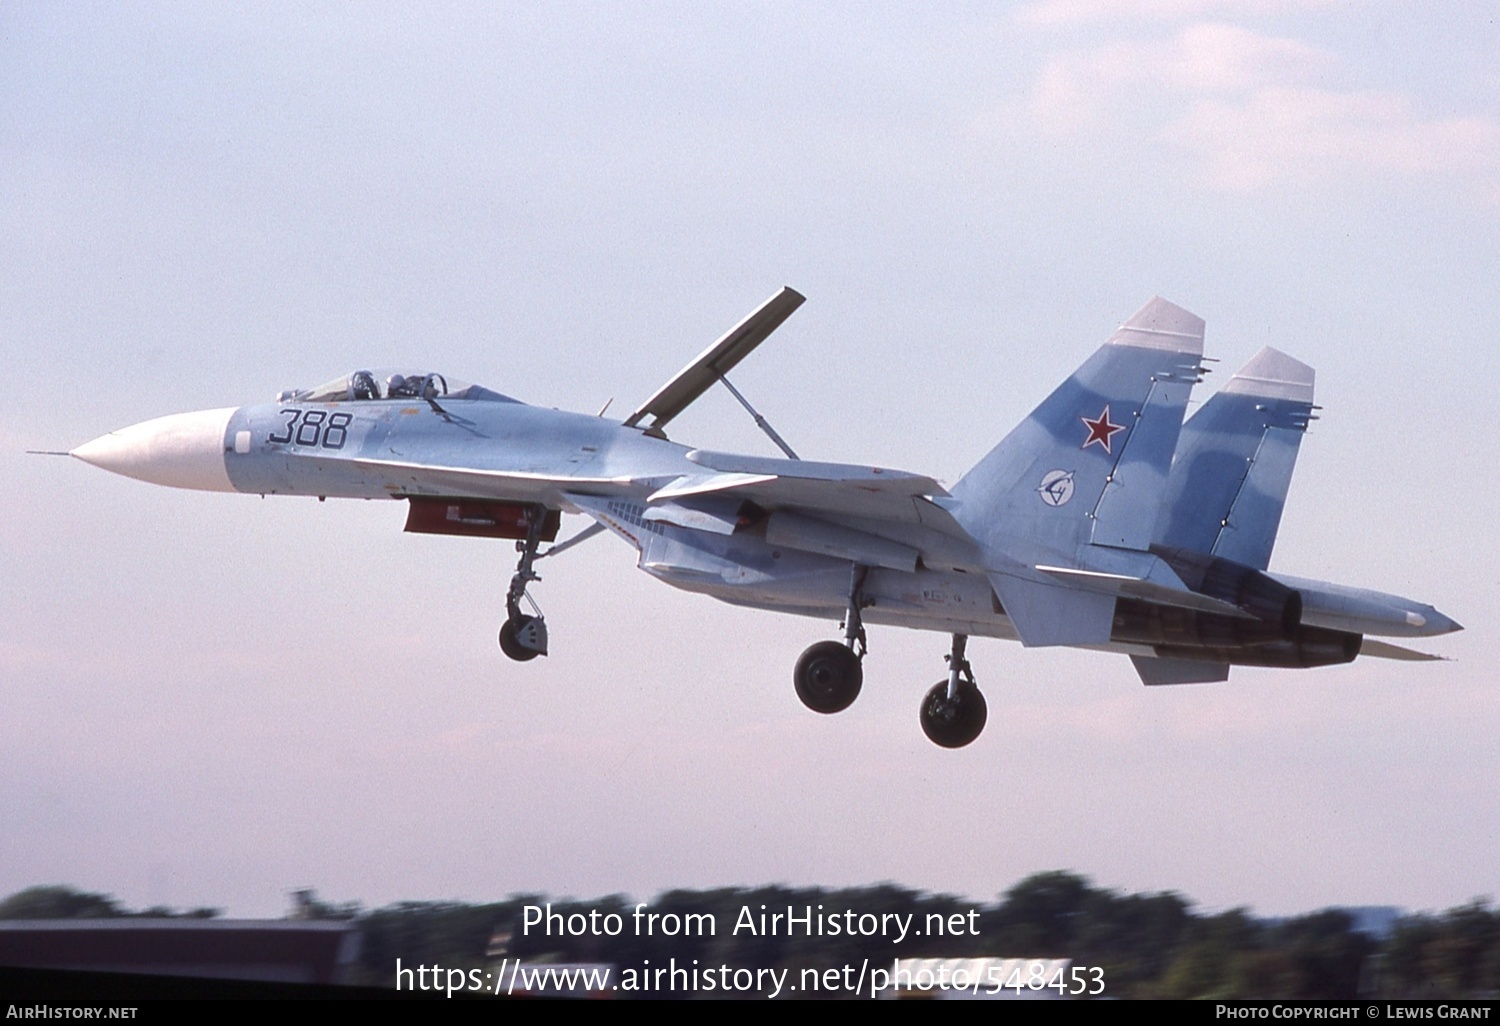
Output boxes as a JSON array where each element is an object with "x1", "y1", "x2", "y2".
[{"x1": 267, "y1": 409, "x2": 353, "y2": 449}]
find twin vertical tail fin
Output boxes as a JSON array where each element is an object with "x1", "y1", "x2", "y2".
[
  {"x1": 1132, "y1": 347, "x2": 1315, "y2": 685},
  {"x1": 1154, "y1": 347, "x2": 1315, "y2": 571},
  {"x1": 945, "y1": 298, "x2": 1329, "y2": 680}
]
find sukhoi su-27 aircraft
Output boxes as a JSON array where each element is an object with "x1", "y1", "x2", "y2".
[{"x1": 69, "y1": 290, "x2": 1460, "y2": 747}]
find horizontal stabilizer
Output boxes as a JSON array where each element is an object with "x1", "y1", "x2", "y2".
[
  {"x1": 1035, "y1": 563, "x2": 1256, "y2": 620},
  {"x1": 1271, "y1": 573, "x2": 1463, "y2": 639},
  {"x1": 1357, "y1": 639, "x2": 1450, "y2": 662},
  {"x1": 1131, "y1": 656, "x2": 1231, "y2": 685},
  {"x1": 624, "y1": 287, "x2": 806, "y2": 432},
  {"x1": 988, "y1": 572, "x2": 1115, "y2": 647}
]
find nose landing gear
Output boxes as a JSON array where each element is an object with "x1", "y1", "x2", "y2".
[
  {"x1": 499, "y1": 613, "x2": 546, "y2": 661},
  {"x1": 499, "y1": 511, "x2": 549, "y2": 661}
]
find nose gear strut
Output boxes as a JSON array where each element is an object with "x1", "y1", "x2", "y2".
[{"x1": 499, "y1": 510, "x2": 549, "y2": 661}]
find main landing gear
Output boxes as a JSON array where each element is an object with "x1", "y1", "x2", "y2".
[
  {"x1": 499, "y1": 512, "x2": 549, "y2": 662},
  {"x1": 920, "y1": 634, "x2": 987, "y2": 749},
  {"x1": 790, "y1": 569, "x2": 989, "y2": 747},
  {"x1": 793, "y1": 566, "x2": 868, "y2": 714}
]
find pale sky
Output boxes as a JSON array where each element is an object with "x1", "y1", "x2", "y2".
[{"x1": 2, "y1": 2, "x2": 1495, "y2": 919}]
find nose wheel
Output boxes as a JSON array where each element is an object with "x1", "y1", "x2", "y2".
[
  {"x1": 499, "y1": 510, "x2": 549, "y2": 661},
  {"x1": 919, "y1": 634, "x2": 987, "y2": 748},
  {"x1": 499, "y1": 614, "x2": 546, "y2": 661}
]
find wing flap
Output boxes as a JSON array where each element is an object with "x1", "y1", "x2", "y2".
[
  {"x1": 647, "y1": 473, "x2": 779, "y2": 503},
  {"x1": 658, "y1": 476, "x2": 959, "y2": 533},
  {"x1": 644, "y1": 458, "x2": 980, "y2": 568},
  {"x1": 649, "y1": 453, "x2": 959, "y2": 533},
  {"x1": 765, "y1": 510, "x2": 920, "y2": 572},
  {"x1": 642, "y1": 501, "x2": 744, "y2": 535}
]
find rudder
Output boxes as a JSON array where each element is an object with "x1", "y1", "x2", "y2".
[{"x1": 1154, "y1": 347, "x2": 1314, "y2": 571}]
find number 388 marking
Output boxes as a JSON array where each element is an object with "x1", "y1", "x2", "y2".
[{"x1": 267, "y1": 409, "x2": 353, "y2": 449}]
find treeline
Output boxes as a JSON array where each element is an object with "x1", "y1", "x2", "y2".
[
  {"x1": 2, "y1": 874, "x2": 1495, "y2": 998},
  {"x1": 0, "y1": 885, "x2": 220, "y2": 921}
]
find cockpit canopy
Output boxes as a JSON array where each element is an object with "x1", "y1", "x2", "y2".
[{"x1": 279, "y1": 370, "x2": 520, "y2": 405}]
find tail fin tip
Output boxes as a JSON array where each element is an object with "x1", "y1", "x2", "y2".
[
  {"x1": 1108, "y1": 297, "x2": 1205, "y2": 354},
  {"x1": 1222, "y1": 347, "x2": 1315, "y2": 402}
]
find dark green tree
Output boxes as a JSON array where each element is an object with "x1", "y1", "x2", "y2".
[{"x1": 0, "y1": 885, "x2": 124, "y2": 919}]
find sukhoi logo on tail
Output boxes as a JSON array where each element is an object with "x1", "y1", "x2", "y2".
[{"x1": 1037, "y1": 469, "x2": 1075, "y2": 507}]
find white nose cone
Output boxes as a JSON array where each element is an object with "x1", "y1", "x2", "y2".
[{"x1": 72, "y1": 407, "x2": 238, "y2": 492}]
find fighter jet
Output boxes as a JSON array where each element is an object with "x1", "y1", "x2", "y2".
[{"x1": 69, "y1": 290, "x2": 1460, "y2": 747}]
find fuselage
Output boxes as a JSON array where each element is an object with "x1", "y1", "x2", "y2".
[
  {"x1": 71, "y1": 380, "x2": 1461, "y2": 660},
  {"x1": 70, "y1": 389, "x2": 1029, "y2": 639}
]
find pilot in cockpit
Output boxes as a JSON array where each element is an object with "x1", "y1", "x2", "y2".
[
  {"x1": 351, "y1": 370, "x2": 380, "y2": 400},
  {"x1": 386, "y1": 373, "x2": 443, "y2": 400}
]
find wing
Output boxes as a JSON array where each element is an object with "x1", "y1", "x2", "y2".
[
  {"x1": 347, "y1": 456, "x2": 638, "y2": 504},
  {"x1": 657, "y1": 449, "x2": 948, "y2": 517},
  {"x1": 640, "y1": 449, "x2": 982, "y2": 573}
]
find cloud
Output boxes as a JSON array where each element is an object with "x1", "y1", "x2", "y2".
[
  {"x1": 1018, "y1": 0, "x2": 1335, "y2": 28},
  {"x1": 1024, "y1": 20, "x2": 1500, "y2": 197},
  {"x1": 1169, "y1": 87, "x2": 1500, "y2": 192},
  {"x1": 1031, "y1": 22, "x2": 1331, "y2": 131}
]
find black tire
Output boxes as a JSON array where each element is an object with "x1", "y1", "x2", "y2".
[
  {"x1": 793, "y1": 640, "x2": 863, "y2": 714},
  {"x1": 499, "y1": 616, "x2": 542, "y2": 662},
  {"x1": 920, "y1": 679, "x2": 987, "y2": 748}
]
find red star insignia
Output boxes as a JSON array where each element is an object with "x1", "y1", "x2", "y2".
[{"x1": 1081, "y1": 405, "x2": 1125, "y2": 454}]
